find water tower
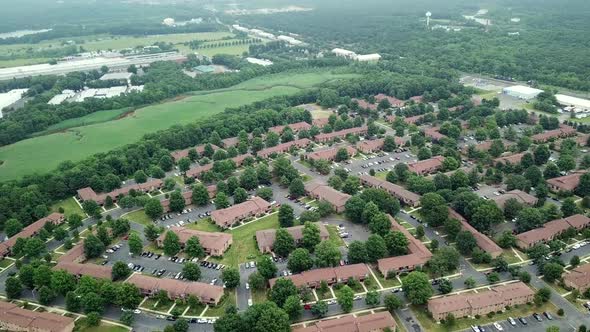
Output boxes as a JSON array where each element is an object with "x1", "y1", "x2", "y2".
[{"x1": 425, "y1": 11, "x2": 432, "y2": 27}]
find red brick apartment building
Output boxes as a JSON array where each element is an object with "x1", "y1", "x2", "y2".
[
  {"x1": 428, "y1": 282, "x2": 534, "y2": 321},
  {"x1": 0, "y1": 301, "x2": 75, "y2": 332},
  {"x1": 156, "y1": 226, "x2": 232, "y2": 256},
  {"x1": 564, "y1": 263, "x2": 590, "y2": 292},
  {"x1": 305, "y1": 145, "x2": 357, "y2": 162},
  {"x1": 492, "y1": 189, "x2": 538, "y2": 209},
  {"x1": 493, "y1": 152, "x2": 526, "y2": 166},
  {"x1": 293, "y1": 311, "x2": 396, "y2": 332},
  {"x1": 127, "y1": 274, "x2": 223, "y2": 305},
  {"x1": 377, "y1": 216, "x2": 432, "y2": 276},
  {"x1": 352, "y1": 98, "x2": 377, "y2": 111},
  {"x1": 269, "y1": 121, "x2": 312, "y2": 134},
  {"x1": 77, "y1": 179, "x2": 163, "y2": 205},
  {"x1": 407, "y1": 156, "x2": 445, "y2": 175},
  {"x1": 170, "y1": 144, "x2": 220, "y2": 162},
  {"x1": 255, "y1": 223, "x2": 329, "y2": 253},
  {"x1": 161, "y1": 185, "x2": 217, "y2": 212},
  {"x1": 304, "y1": 181, "x2": 351, "y2": 213},
  {"x1": 257, "y1": 138, "x2": 312, "y2": 158},
  {"x1": 314, "y1": 126, "x2": 368, "y2": 143},
  {"x1": 532, "y1": 124, "x2": 577, "y2": 143},
  {"x1": 375, "y1": 93, "x2": 405, "y2": 108},
  {"x1": 516, "y1": 214, "x2": 590, "y2": 249},
  {"x1": 448, "y1": 208, "x2": 503, "y2": 258},
  {"x1": 547, "y1": 171, "x2": 587, "y2": 192},
  {"x1": 356, "y1": 137, "x2": 405, "y2": 154},
  {"x1": 211, "y1": 196, "x2": 271, "y2": 228},
  {"x1": 360, "y1": 175, "x2": 421, "y2": 207},
  {"x1": 185, "y1": 153, "x2": 252, "y2": 178},
  {"x1": 269, "y1": 264, "x2": 369, "y2": 289},
  {"x1": 0, "y1": 213, "x2": 65, "y2": 258}
]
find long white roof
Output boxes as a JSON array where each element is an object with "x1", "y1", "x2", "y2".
[
  {"x1": 0, "y1": 89, "x2": 28, "y2": 118},
  {"x1": 556, "y1": 94, "x2": 590, "y2": 109},
  {"x1": 503, "y1": 85, "x2": 544, "y2": 95}
]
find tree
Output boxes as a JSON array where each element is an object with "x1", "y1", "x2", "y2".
[
  {"x1": 317, "y1": 200, "x2": 334, "y2": 217},
  {"x1": 342, "y1": 176, "x2": 360, "y2": 195},
  {"x1": 335, "y1": 147, "x2": 350, "y2": 162},
  {"x1": 112, "y1": 261, "x2": 132, "y2": 281},
  {"x1": 24, "y1": 238, "x2": 46, "y2": 258},
  {"x1": 83, "y1": 235, "x2": 105, "y2": 259},
  {"x1": 256, "y1": 187, "x2": 273, "y2": 201},
  {"x1": 369, "y1": 213, "x2": 392, "y2": 236},
  {"x1": 270, "y1": 278, "x2": 298, "y2": 307},
  {"x1": 302, "y1": 222, "x2": 321, "y2": 252},
  {"x1": 420, "y1": 193, "x2": 448, "y2": 227},
  {"x1": 384, "y1": 294, "x2": 402, "y2": 312},
  {"x1": 183, "y1": 262, "x2": 202, "y2": 281},
  {"x1": 283, "y1": 295, "x2": 302, "y2": 320},
  {"x1": 535, "y1": 287, "x2": 552, "y2": 303},
  {"x1": 288, "y1": 248, "x2": 313, "y2": 273},
  {"x1": 5, "y1": 277, "x2": 22, "y2": 299},
  {"x1": 82, "y1": 292, "x2": 104, "y2": 314},
  {"x1": 577, "y1": 173, "x2": 590, "y2": 197},
  {"x1": 311, "y1": 301, "x2": 329, "y2": 318},
  {"x1": 192, "y1": 184, "x2": 210, "y2": 206},
  {"x1": 5, "y1": 219, "x2": 23, "y2": 237},
  {"x1": 222, "y1": 268, "x2": 240, "y2": 288},
  {"x1": 347, "y1": 241, "x2": 368, "y2": 264},
  {"x1": 169, "y1": 191, "x2": 186, "y2": 212},
  {"x1": 288, "y1": 178, "x2": 305, "y2": 198},
  {"x1": 215, "y1": 192, "x2": 230, "y2": 210},
  {"x1": 444, "y1": 218, "x2": 462, "y2": 240},
  {"x1": 345, "y1": 196, "x2": 366, "y2": 223},
  {"x1": 66, "y1": 291, "x2": 82, "y2": 312},
  {"x1": 185, "y1": 236, "x2": 205, "y2": 258},
  {"x1": 365, "y1": 289, "x2": 380, "y2": 307},
  {"x1": 248, "y1": 272, "x2": 266, "y2": 290},
  {"x1": 278, "y1": 204, "x2": 295, "y2": 228},
  {"x1": 50, "y1": 269, "x2": 76, "y2": 296},
  {"x1": 519, "y1": 271, "x2": 531, "y2": 283},
  {"x1": 456, "y1": 231, "x2": 478, "y2": 255},
  {"x1": 415, "y1": 225, "x2": 425, "y2": 239},
  {"x1": 516, "y1": 207, "x2": 545, "y2": 232},
  {"x1": 257, "y1": 256, "x2": 277, "y2": 280},
  {"x1": 68, "y1": 214, "x2": 83, "y2": 230},
  {"x1": 163, "y1": 231, "x2": 181, "y2": 256},
  {"x1": 144, "y1": 199, "x2": 163, "y2": 219},
  {"x1": 558, "y1": 154, "x2": 576, "y2": 172},
  {"x1": 117, "y1": 283, "x2": 142, "y2": 309},
  {"x1": 273, "y1": 229, "x2": 296, "y2": 257},
  {"x1": 315, "y1": 241, "x2": 341, "y2": 267},
  {"x1": 562, "y1": 197, "x2": 581, "y2": 217},
  {"x1": 471, "y1": 203, "x2": 504, "y2": 232},
  {"x1": 571, "y1": 255, "x2": 581, "y2": 267},
  {"x1": 385, "y1": 230, "x2": 409, "y2": 256},
  {"x1": 38, "y1": 285, "x2": 55, "y2": 305},
  {"x1": 366, "y1": 234, "x2": 388, "y2": 263},
  {"x1": 464, "y1": 277, "x2": 476, "y2": 289},
  {"x1": 438, "y1": 279, "x2": 453, "y2": 294},
  {"x1": 128, "y1": 233, "x2": 143, "y2": 256},
  {"x1": 402, "y1": 271, "x2": 433, "y2": 305},
  {"x1": 240, "y1": 167, "x2": 259, "y2": 191},
  {"x1": 543, "y1": 262, "x2": 564, "y2": 283},
  {"x1": 337, "y1": 285, "x2": 354, "y2": 313},
  {"x1": 144, "y1": 224, "x2": 160, "y2": 242},
  {"x1": 96, "y1": 226, "x2": 111, "y2": 247}
]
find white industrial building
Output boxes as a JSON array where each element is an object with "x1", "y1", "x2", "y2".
[
  {"x1": 0, "y1": 52, "x2": 186, "y2": 81},
  {"x1": 0, "y1": 89, "x2": 28, "y2": 118},
  {"x1": 332, "y1": 48, "x2": 357, "y2": 59},
  {"x1": 277, "y1": 35, "x2": 303, "y2": 45},
  {"x1": 502, "y1": 85, "x2": 543, "y2": 100},
  {"x1": 48, "y1": 86, "x2": 144, "y2": 105},
  {"x1": 332, "y1": 48, "x2": 381, "y2": 62},
  {"x1": 100, "y1": 72, "x2": 133, "y2": 84},
  {"x1": 246, "y1": 58, "x2": 273, "y2": 66},
  {"x1": 555, "y1": 94, "x2": 590, "y2": 113},
  {"x1": 355, "y1": 54, "x2": 381, "y2": 62}
]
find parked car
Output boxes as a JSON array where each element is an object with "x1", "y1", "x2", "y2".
[
  {"x1": 533, "y1": 313, "x2": 542, "y2": 322},
  {"x1": 518, "y1": 317, "x2": 527, "y2": 325},
  {"x1": 493, "y1": 322, "x2": 503, "y2": 331},
  {"x1": 543, "y1": 312, "x2": 553, "y2": 320},
  {"x1": 507, "y1": 317, "x2": 516, "y2": 326}
]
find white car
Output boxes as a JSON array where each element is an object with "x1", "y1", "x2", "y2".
[
  {"x1": 246, "y1": 283, "x2": 250, "y2": 290},
  {"x1": 198, "y1": 319, "x2": 207, "y2": 324},
  {"x1": 133, "y1": 309, "x2": 141, "y2": 314},
  {"x1": 493, "y1": 322, "x2": 503, "y2": 331},
  {"x1": 353, "y1": 295, "x2": 362, "y2": 301},
  {"x1": 248, "y1": 299, "x2": 253, "y2": 306},
  {"x1": 327, "y1": 299, "x2": 337, "y2": 305}
]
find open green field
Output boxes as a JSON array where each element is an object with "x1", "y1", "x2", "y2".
[
  {"x1": 124, "y1": 209, "x2": 154, "y2": 226},
  {"x1": 0, "y1": 70, "x2": 358, "y2": 180},
  {"x1": 50, "y1": 197, "x2": 85, "y2": 218},
  {"x1": 80, "y1": 323, "x2": 129, "y2": 332},
  {"x1": 39, "y1": 108, "x2": 132, "y2": 135}
]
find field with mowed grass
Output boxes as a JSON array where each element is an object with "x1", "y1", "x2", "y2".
[{"x1": 0, "y1": 70, "x2": 358, "y2": 180}]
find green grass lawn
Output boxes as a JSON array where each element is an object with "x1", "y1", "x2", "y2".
[
  {"x1": 185, "y1": 218, "x2": 222, "y2": 232},
  {"x1": 326, "y1": 225, "x2": 345, "y2": 247},
  {"x1": 124, "y1": 209, "x2": 154, "y2": 226},
  {"x1": 373, "y1": 269, "x2": 402, "y2": 288},
  {"x1": 412, "y1": 301, "x2": 558, "y2": 332},
  {"x1": 209, "y1": 213, "x2": 279, "y2": 267},
  {"x1": 0, "y1": 70, "x2": 358, "y2": 181},
  {"x1": 39, "y1": 108, "x2": 132, "y2": 135},
  {"x1": 252, "y1": 288, "x2": 268, "y2": 304},
  {"x1": 140, "y1": 298, "x2": 158, "y2": 310},
  {"x1": 204, "y1": 290, "x2": 236, "y2": 317},
  {"x1": 0, "y1": 259, "x2": 14, "y2": 268},
  {"x1": 50, "y1": 197, "x2": 85, "y2": 218},
  {"x1": 80, "y1": 324, "x2": 129, "y2": 332},
  {"x1": 185, "y1": 303, "x2": 207, "y2": 316},
  {"x1": 154, "y1": 299, "x2": 174, "y2": 312}
]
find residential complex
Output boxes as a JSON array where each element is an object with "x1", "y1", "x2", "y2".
[
  {"x1": 516, "y1": 214, "x2": 590, "y2": 249},
  {"x1": 377, "y1": 216, "x2": 432, "y2": 276},
  {"x1": 494, "y1": 152, "x2": 526, "y2": 166},
  {"x1": 269, "y1": 121, "x2": 311, "y2": 134},
  {"x1": 185, "y1": 154, "x2": 252, "y2": 179},
  {"x1": 360, "y1": 175, "x2": 421, "y2": 207},
  {"x1": 170, "y1": 144, "x2": 220, "y2": 162},
  {"x1": 547, "y1": 171, "x2": 586, "y2": 192},
  {"x1": 211, "y1": 196, "x2": 271, "y2": 228},
  {"x1": 314, "y1": 126, "x2": 368, "y2": 143},
  {"x1": 448, "y1": 208, "x2": 503, "y2": 258},
  {"x1": 407, "y1": 156, "x2": 445, "y2": 175},
  {"x1": 563, "y1": 263, "x2": 590, "y2": 292},
  {"x1": 156, "y1": 226, "x2": 233, "y2": 256},
  {"x1": 269, "y1": 263, "x2": 369, "y2": 288},
  {"x1": 305, "y1": 146, "x2": 357, "y2": 162},
  {"x1": 492, "y1": 189, "x2": 538, "y2": 208},
  {"x1": 257, "y1": 138, "x2": 312, "y2": 158},
  {"x1": 304, "y1": 181, "x2": 351, "y2": 213},
  {"x1": 428, "y1": 282, "x2": 534, "y2": 321},
  {"x1": 255, "y1": 223, "x2": 329, "y2": 253},
  {"x1": 356, "y1": 137, "x2": 404, "y2": 154},
  {"x1": 375, "y1": 93, "x2": 405, "y2": 107},
  {"x1": 0, "y1": 301, "x2": 75, "y2": 332},
  {"x1": 77, "y1": 179, "x2": 163, "y2": 205},
  {"x1": 127, "y1": 274, "x2": 224, "y2": 305},
  {"x1": 293, "y1": 311, "x2": 397, "y2": 332},
  {"x1": 532, "y1": 124, "x2": 577, "y2": 143},
  {"x1": 0, "y1": 213, "x2": 65, "y2": 258}
]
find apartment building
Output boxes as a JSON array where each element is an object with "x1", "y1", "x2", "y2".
[
  {"x1": 516, "y1": 214, "x2": 590, "y2": 249},
  {"x1": 257, "y1": 138, "x2": 312, "y2": 158},
  {"x1": 269, "y1": 264, "x2": 369, "y2": 289},
  {"x1": 255, "y1": 223, "x2": 329, "y2": 253},
  {"x1": 407, "y1": 156, "x2": 445, "y2": 175},
  {"x1": 448, "y1": 208, "x2": 503, "y2": 258},
  {"x1": 547, "y1": 172, "x2": 587, "y2": 192},
  {"x1": 304, "y1": 181, "x2": 351, "y2": 213},
  {"x1": 127, "y1": 274, "x2": 223, "y2": 305},
  {"x1": 314, "y1": 126, "x2": 368, "y2": 143},
  {"x1": 156, "y1": 226, "x2": 233, "y2": 256},
  {"x1": 563, "y1": 263, "x2": 590, "y2": 292},
  {"x1": 305, "y1": 146, "x2": 357, "y2": 162},
  {"x1": 77, "y1": 179, "x2": 163, "y2": 205},
  {"x1": 269, "y1": 121, "x2": 312, "y2": 134},
  {"x1": 211, "y1": 196, "x2": 271, "y2": 228},
  {"x1": 0, "y1": 213, "x2": 65, "y2": 258},
  {"x1": 359, "y1": 175, "x2": 421, "y2": 207},
  {"x1": 293, "y1": 311, "x2": 396, "y2": 332},
  {"x1": 170, "y1": 144, "x2": 220, "y2": 162},
  {"x1": 0, "y1": 301, "x2": 75, "y2": 332}
]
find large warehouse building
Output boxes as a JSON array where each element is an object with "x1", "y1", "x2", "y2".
[
  {"x1": 556, "y1": 94, "x2": 590, "y2": 113},
  {"x1": 502, "y1": 85, "x2": 543, "y2": 100}
]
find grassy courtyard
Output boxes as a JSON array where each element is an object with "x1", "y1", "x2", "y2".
[
  {"x1": 124, "y1": 209, "x2": 154, "y2": 226},
  {"x1": 203, "y1": 290, "x2": 237, "y2": 317},
  {"x1": 186, "y1": 218, "x2": 222, "y2": 232},
  {"x1": 50, "y1": 197, "x2": 85, "y2": 218}
]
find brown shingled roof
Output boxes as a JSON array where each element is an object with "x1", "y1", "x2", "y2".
[
  {"x1": 314, "y1": 126, "x2": 368, "y2": 142},
  {"x1": 492, "y1": 190, "x2": 538, "y2": 208},
  {"x1": 0, "y1": 213, "x2": 65, "y2": 257},
  {"x1": 294, "y1": 312, "x2": 396, "y2": 332},
  {"x1": 448, "y1": 208, "x2": 502, "y2": 257},
  {"x1": 407, "y1": 156, "x2": 444, "y2": 175},
  {"x1": 171, "y1": 144, "x2": 220, "y2": 162},
  {"x1": 269, "y1": 122, "x2": 312, "y2": 134},
  {"x1": 547, "y1": 171, "x2": 587, "y2": 192},
  {"x1": 255, "y1": 223, "x2": 329, "y2": 253},
  {"x1": 0, "y1": 301, "x2": 75, "y2": 332},
  {"x1": 127, "y1": 274, "x2": 224, "y2": 305},
  {"x1": 516, "y1": 214, "x2": 590, "y2": 248},
  {"x1": 211, "y1": 196, "x2": 271, "y2": 228},
  {"x1": 257, "y1": 138, "x2": 312, "y2": 158},
  {"x1": 156, "y1": 227, "x2": 232, "y2": 255},
  {"x1": 306, "y1": 146, "x2": 357, "y2": 161}
]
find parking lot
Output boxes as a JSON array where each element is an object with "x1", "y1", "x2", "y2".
[
  {"x1": 341, "y1": 149, "x2": 417, "y2": 177},
  {"x1": 103, "y1": 240, "x2": 223, "y2": 284},
  {"x1": 467, "y1": 311, "x2": 563, "y2": 332}
]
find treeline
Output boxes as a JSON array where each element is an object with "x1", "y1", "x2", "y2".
[
  {"x1": 0, "y1": 68, "x2": 465, "y2": 229},
  {"x1": 0, "y1": 58, "x2": 346, "y2": 147}
]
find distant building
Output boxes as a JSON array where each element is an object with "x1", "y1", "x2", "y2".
[
  {"x1": 0, "y1": 301, "x2": 75, "y2": 332},
  {"x1": 375, "y1": 93, "x2": 405, "y2": 107},
  {"x1": 0, "y1": 89, "x2": 28, "y2": 118},
  {"x1": 257, "y1": 138, "x2": 311, "y2": 158},
  {"x1": 170, "y1": 144, "x2": 220, "y2": 162},
  {"x1": 304, "y1": 181, "x2": 351, "y2": 213},
  {"x1": 428, "y1": 282, "x2": 534, "y2": 321},
  {"x1": 407, "y1": 156, "x2": 445, "y2": 175},
  {"x1": 0, "y1": 213, "x2": 65, "y2": 258},
  {"x1": 502, "y1": 85, "x2": 543, "y2": 100},
  {"x1": 256, "y1": 223, "x2": 329, "y2": 253},
  {"x1": 355, "y1": 53, "x2": 381, "y2": 62},
  {"x1": 547, "y1": 171, "x2": 587, "y2": 192},
  {"x1": 564, "y1": 263, "x2": 590, "y2": 292},
  {"x1": 269, "y1": 264, "x2": 369, "y2": 288},
  {"x1": 246, "y1": 57, "x2": 273, "y2": 66},
  {"x1": 293, "y1": 312, "x2": 396, "y2": 332},
  {"x1": 531, "y1": 124, "x2": 577, "y2": 143},
  {"x1": 77, "y1": 179, "x2": 163, "y2": 206},
  {"x1": 268, "y1": 121, "x2": 311, "y2": 134},
  {"x1": 556, "y1": 94, "x2": 590, "y2": 113},
  {"x1": 211, "y1": 197, "x2": 271, "y2": 228},
  {"x1": 360, "y1": 175, "x2": 421, "y2": 207},
  {"x1": 314, "y1": 126, "x2": 368, "y2": 143},
  {"x1": 448, "y1": 208, "x2": 503, "y2": 258},
  {"x1": 305, "y1": 145, "x2": 357, "y2": 162},
  {"x1": 332, "y1": 48, "x2": 357, "y2": 59},
  {"x1": 156, "y1": 226, "x2": 232, "y2": 256},
  {"x1": 193, "y1": 65, "x2": 217, "y2": 74},
  {"x1": 99, "y1": 72, "x2": 133, "y2": 83},
  {"x1": 492, "y1": 190, "x2": 538, "y2": 208},
  {"x1": 516, "y1": 214, "x2": 590, "y2": 249},
  {"x1": 493, "y1": 152, "x2": 526, "y2": 166}
]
